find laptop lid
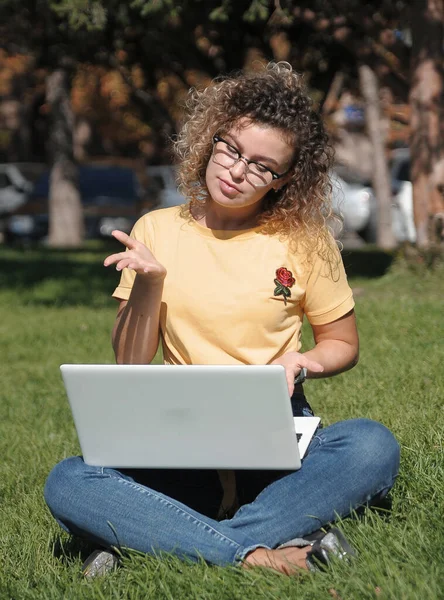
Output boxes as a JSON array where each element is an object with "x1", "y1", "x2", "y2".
[{"x1": 60, "y1": 364, "x2": 301, "y2": 470}]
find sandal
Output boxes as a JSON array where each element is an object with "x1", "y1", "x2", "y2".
[
  {"x1": 82, "y1": 549, "x2": 120, "y2": 578},
  {"x1": 278, "y1": 527, "x2": 356, "y2": 572}
]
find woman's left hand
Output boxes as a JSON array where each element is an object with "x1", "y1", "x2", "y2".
[{"x1": 271, "y1": 352, "x2": 324, "y2": 396}]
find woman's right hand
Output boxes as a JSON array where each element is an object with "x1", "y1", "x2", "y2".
[{"x1": 104, "y1": 230, "x2": 167, "y2": 281}]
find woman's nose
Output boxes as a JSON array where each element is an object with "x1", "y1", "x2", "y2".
[{"x1": 229, "y1": 158, "x2": 248, "y2": 179}]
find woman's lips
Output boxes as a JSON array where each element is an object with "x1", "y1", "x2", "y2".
[{"x1": 219, "y1": 178, "x2": 241, "y2": 195}]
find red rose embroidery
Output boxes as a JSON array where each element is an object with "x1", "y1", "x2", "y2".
[
  {"x1": 276, "y1": 267, "x2": 295, "y2": 288},
  {"x1": 274, "y1": 267, "x2": 295, "y2": 305}
]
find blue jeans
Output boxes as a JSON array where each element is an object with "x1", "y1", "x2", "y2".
[{"x1": 44, "y1": 418, "x2": 400, "y2": 566}]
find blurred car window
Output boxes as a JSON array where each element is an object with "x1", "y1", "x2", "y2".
[
  {"x1": 397, "y1": 160, "x2": 410, "y2": 183},
  {"x1": 32, "y1": 166, "x2": 140, "y2": 204},
  {"x1": 0, "y1": 173, "x2": 10, "y2": 188}
]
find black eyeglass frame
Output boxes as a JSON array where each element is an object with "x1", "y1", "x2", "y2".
[{"x1": 212, "y1": 134, "x2": 291, "y2": 184}]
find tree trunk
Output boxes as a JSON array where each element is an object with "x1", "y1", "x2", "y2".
[
  {"x1": 358, "y1": 64, "x2": 396, "y2": 249},
  {"x1": 46, "y1": 68, "x2": 83, "y2": 247},
  {"x1": 410, "y1": 0, "x2": 444, "y2": 248},
  {"x1": 16, "y1": 69, "x2": 33, "y2": 161}
]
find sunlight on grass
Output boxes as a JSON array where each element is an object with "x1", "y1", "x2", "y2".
[{"x1": 0, "y1": 247, "x2": 443, "y2": 599}]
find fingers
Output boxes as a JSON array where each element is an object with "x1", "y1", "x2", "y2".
[
  {"x1": 104, "y1": 253, "x2": 145, "y2": 272},
  {"x1": 115, "y1": 258, "x2": 134, "y2": 272},
  {"x1": 103, "y1": 251, "x2": 129, "y2": 267},
  {"x1": 111, "y1": 229, "x2": 136, "y2": 248},
  {"x1": 109, "y1": 230, "x2": 154, "y2": 259},
  {"x1": 103, "y1": 230, "x2": 137, "y2": 267},
  {"x1": 286, "y1": 373, "x2": 295, "y2": 397},
  {"x1": 271, "y1": 352, "x2": 325, "y2": 396},
  {"x1": 298, "y1": 357, "x2": 324, "y2": 374},
  {"x1": 271, "y1": 353, "x2": 324, "y2": 375}
]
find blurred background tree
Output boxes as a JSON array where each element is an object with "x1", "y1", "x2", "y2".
[
  {"x1": 409, "y1": 0, "x2": 444, "y2": 248},
  {"x1": 0, "y1": 0, "x2": 442, "y2": 248}
]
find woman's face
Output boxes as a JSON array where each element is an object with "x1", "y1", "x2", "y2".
[{"x1": 205, "y1": 119, "x2": 294, "y2": 212}]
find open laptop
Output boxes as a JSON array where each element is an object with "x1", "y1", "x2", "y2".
[{"x1": 60, "y1": 364, "x2": 320, "y2": 470}]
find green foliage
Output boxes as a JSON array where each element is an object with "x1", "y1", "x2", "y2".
[
  {"x1": 130, "y1": 0, "x2": 179, "y2": 18},
  {"x1": 209, "y1": 0, "x2": 232, "y2": 23},
  {"x1": 243, "y1": 0, "x2": 271, "y2": 23},
  {"x1": 0, "y1": 245, "x2": 443, "y2": 598},
  {"x1": 50, "y1": 0, "x2": 108, "y2": 31}
]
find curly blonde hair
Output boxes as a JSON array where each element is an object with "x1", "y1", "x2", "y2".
[{"x1": 174, "y1": 62, "x2": 341, "y2": 264}]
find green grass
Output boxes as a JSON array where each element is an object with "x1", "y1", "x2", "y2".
[{"x1": 0, "y1": 245, "x2": 443, "y2": 599}]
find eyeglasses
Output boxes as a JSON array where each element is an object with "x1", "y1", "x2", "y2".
[{"x1": 212, "y1": 135, "x2": 290, "y2": 188}]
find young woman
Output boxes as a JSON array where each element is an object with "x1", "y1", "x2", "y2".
[{"x1": 44, "y1": 62, "x2": 400, "y2": 576}]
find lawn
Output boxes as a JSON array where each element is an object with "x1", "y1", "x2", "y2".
[{"x1": 0, "y1": 244, "x2": 443, "y2": 599}]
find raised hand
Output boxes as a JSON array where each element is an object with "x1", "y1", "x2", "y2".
[{"x1": 103, "y1": 230, "x2": 167, "y2": 280}]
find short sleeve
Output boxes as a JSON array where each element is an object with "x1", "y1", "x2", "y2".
[
  {"x1": 112, "y1": 214, "x2": 155, "y2": 301},
  {"x1": 302, "y1": 236, "x2": 355, "y2": 325}
]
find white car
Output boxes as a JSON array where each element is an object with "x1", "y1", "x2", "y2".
[
  {"x1": 331, "y1": 156, "x2": 416, "y2": 244},
  {"x1": 146, "y1": 165, "x2": 185, "y2": 208},
  {"x1": 0, "y1": 164, "x2": 33, "y2": 214},
  {"x1": 390, "y1": 149, "x2": 416, "y2": 243},
  {"x1": 330, "y1": 171, "x2": 375, "y2": 239}
]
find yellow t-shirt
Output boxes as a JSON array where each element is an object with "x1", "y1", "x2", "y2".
[{"x1": 112, "y1": 205, "x2": 354, "y2": 365}]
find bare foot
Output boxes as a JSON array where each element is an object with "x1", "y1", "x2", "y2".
[{"x1": 243, "y1": 546, "x2": 311, "y2": 575}]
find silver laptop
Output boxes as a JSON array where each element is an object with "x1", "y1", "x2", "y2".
[{"x1": 60, "y1": 364, "x2": 319, "y2": 470}]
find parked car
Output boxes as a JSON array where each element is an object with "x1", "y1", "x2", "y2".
[
  {"x1": 5, "y1": 164, "x2": 155, "y2": 243},
  {"x1": 146, "y1": 165, "x2": 185, "y2": 208},
  {"x1": 330, "y1": 170, "x2": 377, "y2": 241},
  {"x1": 0, "y1": 164, "x2": 33, "y2": 215},
  {"x1": 390, "y1": 148, "x2": 416, "y2": 243},
  {"x1": 332, "y1": 156, "x2": 416, "y2": 244}
]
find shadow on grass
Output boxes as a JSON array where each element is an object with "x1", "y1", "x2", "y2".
[
  {"x1": 355, "y1": 494, "x2": 393, "y2": 520},
  {"x1": 51, "y1": 534, "x2": 97, "y2": 565},
  {"x1": 340, "y1": 247, "x2": 395, "y2": 278},
  {"x1": 1, "y1": 244, "x2": 395, "y2": 308},
  {"x1": 1, "y1": 242, "x2": 121, "y2": 308}
]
